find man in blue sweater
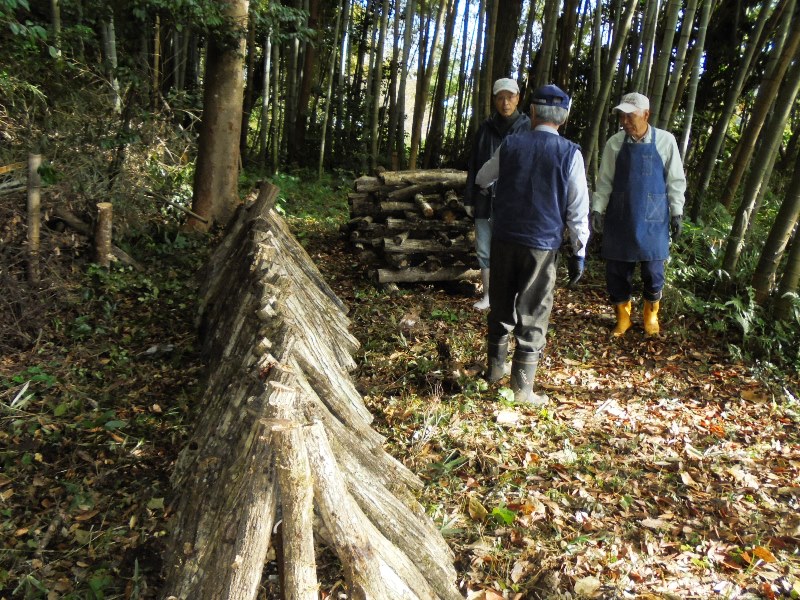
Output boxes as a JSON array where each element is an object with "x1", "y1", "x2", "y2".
[{"x1": 476, "y1": 84, "x2": 590, "y2": 404}]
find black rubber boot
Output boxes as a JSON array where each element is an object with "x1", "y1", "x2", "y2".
[
  {"x1": 486, "y1": 336, "x2": 509, "y2": 382},
  {"x1": 510, "y1": 349, "x2": 547, "y2": 405}
]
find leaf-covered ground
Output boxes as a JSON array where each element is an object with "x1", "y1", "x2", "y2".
[
  {"x1": 1, "y1": 201, "x2": 799, "y2": 599},
  {"x1": 300, "y1": 220, "x2": 800, "y2": 600}
]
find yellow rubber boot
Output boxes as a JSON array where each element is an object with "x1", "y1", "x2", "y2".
[
  {"x1": 612, "y1": 300, "x2": 632, "y2": 337},
  {"x1": 643, "y1": 300, "x2": 660, "y2": 335}
]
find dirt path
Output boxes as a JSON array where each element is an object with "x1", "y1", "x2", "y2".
[{"x1": 303, "y1": 222, "x2": 800, "y2": 600}]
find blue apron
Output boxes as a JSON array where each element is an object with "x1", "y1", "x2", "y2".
[{"x1": 601, "y1": 128, "x2": 670, "y2": 262}]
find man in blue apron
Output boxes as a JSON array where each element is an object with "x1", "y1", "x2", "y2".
[
  {"x1": 591, "y1": 92, "x2": 686, "y2": 336},
  {"x1": 475, "y1": 84, "x2": 590, "y2": 403}
]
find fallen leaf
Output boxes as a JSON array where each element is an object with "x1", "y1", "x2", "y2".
[
  {"x1": 468, "y1": 496, "x2": 488, "y2": 522},
  {"x1": 496, "y1": 409, "x2": 520, "y2": 425},
  {"x1": 641, "y1": 518, "x2": 667, "y2": 530},
  {"x1": 74, "y1": 509, "x2": 100, "y2": 522},
  {"x1": 574, "y1": 575, "x2": 602, "y2": 598},
  {"x1": 752, "y1": 546, "x2": 777, "y2": 563}
]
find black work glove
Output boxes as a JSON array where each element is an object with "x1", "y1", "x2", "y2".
[
  {"x1": 591, "y1": 211, "x2": 604, "y2": 234},
  {"x1": 567, "y1": 256, "x2": 585, "y2": 288},
  {"x1": 670, "y1": 215, "x2": 683, "y2": 240}
]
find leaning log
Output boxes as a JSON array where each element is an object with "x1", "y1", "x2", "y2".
[{"x1": 162, "y1": 182, "x2": 462, "y2": 600}]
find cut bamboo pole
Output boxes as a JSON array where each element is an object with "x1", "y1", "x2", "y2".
[
  {"x1": 95, "y1": 202, "x2": 113, "y2": 267},
  {"x1": 26, "y1": 154, "x2": 42, "y2": 282}
]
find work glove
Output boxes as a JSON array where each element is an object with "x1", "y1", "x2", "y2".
[
  {"x1": 464, "y1": 205, "x2": 474, "y2": 218},
  {"x1": 670, "y1": 215, "x2": 683, "y2": 240},
  {"x1": 591, "y1": 211, "x2": 604, "y2": 234},
  {"x1": 567, "y1": 255, "x2": 585, "y2": 288}
]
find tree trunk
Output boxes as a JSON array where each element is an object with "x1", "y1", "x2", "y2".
[
  {"x1": 283, "y1": 0, "x2": 301, "y2": 162},
  {"x1": 679, "y1": 0, "x2": 713, "y2": 159},
  {"x1": 385, "y1": 0, "x2": 402, "y2": 168},
  {"x1": 753, "y1": 150, "x2": 800, "y2": 305},
  {"x1": 688, "y1": 0, "x2": 777, "y2": 221},
  {"x1": 51, "y1": 0, "x2": 62, "y2": 56},
  {"x1": 370, "y1": 0, "x2": 391, "y2": 172},
  {"x1": 152, "y1": 14, "x2": 161, "y2": 105},
  {"x1": 100, "y1": 12, "x2": 121, "y2": 113},
  {"x1": 535, "y1": 0, "x2": 560, "y2": 88},
  {"x1": 452, "y1": 0, "x2": 471, "y2": 162},
  {"x1": 647, "y1": 0, "x2": 681, "y2": 122},
  {"x1": 189, "y1": 0, "x2": 250, "y2": 231},
  {"x1": 657, "y1": 0, "x2": 698, "y2": 129},
  {"x1": 239, "y1": 13, "x2": 257, "y2": 160},
  {"x1": 393, "y1": 0, "x2": 415, "y2": 169},
  {"x1": 318, "y1": 0, "x2": 344, "y2": 178},
  {"x1": 517, "y1": 0, "x2": 536, "y2": 88},
  {"x1": 632, "y1": 0, "x2": 659, "y2": 93},
  {"x1": 492, "y1": 0, "x2": 523, "y2": 82},
  {"x1": 721, "y1": 57, "x2": 800, "y2": 273},
  {"x1": 260, "y1": 31, "x2": 272, "y2": 165},
  {"x1": 335, "y1": 0, "x2": 352, "y2": 161},
  {"x1": 470, "y1": 0, "x2": 485, "y2": 136},
  {"x1": 482, "y1": 0, "x2": 498, "y2": 116},
  {"x1": 409, "y1": 0, "x2": 446, "y2": 169},
  {"x1": 718, "y1": 12, "x2": 800, "y2": 210},
  {"x1": 423, "y1": 0, "x2": 458, "y2": 169},
  {"x1": 555, "y1": 0, "x2": 580, "y2": 90},
  {"x1": 582, "y1": 0, "x2": 637, "y2": 176},
  {"x1": 271, "y1": 29, "x2": 281, "y2": 174},
  {"x1": 587, "y1": 0, "x2": 602, "y2": 183},
  {"x1": 775, "y1": 221, "x2": 800, "y2": 320},
  {"x1": 294, "y1": 0, "x2": 319, "y2": 163}
]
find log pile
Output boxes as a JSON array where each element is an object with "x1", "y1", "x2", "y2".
[
  {"x1": 161, "y1": 182, "x2": 462, "y2": 600},
  {"x1": 345, "y1": 169, "x2": 480, "y2": 284}
]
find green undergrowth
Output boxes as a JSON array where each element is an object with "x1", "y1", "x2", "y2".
[{"x1": 0, "y1": 230, "x2": 208, "y2": 599}]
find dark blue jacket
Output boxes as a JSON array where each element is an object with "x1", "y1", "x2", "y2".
[
  {"x1": 493, "y1": 130, "x2": 578, "y2": 250},
  {"x1": 465, "y1": 111, "x2": 531, "y2": 219}
]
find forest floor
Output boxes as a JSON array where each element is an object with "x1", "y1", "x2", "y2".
[{"x1": 1, "y1": 198, "x2": 799, "y2": 600}]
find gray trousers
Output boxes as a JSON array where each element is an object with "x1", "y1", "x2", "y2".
[{"x1": 487, "y1": 239, "x2": 558, "y2": 355}]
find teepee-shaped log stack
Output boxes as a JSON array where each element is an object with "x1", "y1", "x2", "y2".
[{"x1": 161, "y1": 182, "x2": 462, "y2": 600}]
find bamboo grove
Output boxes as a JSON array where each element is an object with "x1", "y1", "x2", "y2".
[{"x1": 5, "y1": 0, "x2": 800, "y2": 322}]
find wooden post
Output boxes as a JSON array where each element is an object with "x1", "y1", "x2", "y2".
[
  {"x1": 27, "y1": 154, "x2": 42, "y2": 283},
  {"x1": 95, "y1": 202, "x2": 113, "y2": 267}
]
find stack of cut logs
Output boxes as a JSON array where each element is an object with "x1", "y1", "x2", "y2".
[{"x1": 345, "y1": 168, "x2": 480, "y2": 284}]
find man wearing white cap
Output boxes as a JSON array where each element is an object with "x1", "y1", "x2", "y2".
[
  {"x1": 591, "y1": 92, "x2": 686, "y2": 337},
  {"x1": 465, "y1": 77, "x2": 530, "y2": 310}
]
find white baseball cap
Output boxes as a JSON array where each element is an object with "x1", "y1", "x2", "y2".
[
  {"x1": 493, "y1": 78, "x2": 519, "y2": 95},
  {"x1": 614, "y1": 92, "x2": 650, "y2": 113}
]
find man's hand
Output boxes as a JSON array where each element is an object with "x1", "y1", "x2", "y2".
[
  {"x1": 464, "y1": 205, "x2": 474, "y2": 218},
  {"x1": 567, "y1": 256, "x2": 585, "y2": 288},
  {"x1": 670, "y1": 215, "x2": 683, "y2": 240},
  {"x1": 591, "y1": 211, "x2": 604, "y2": 234}
]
